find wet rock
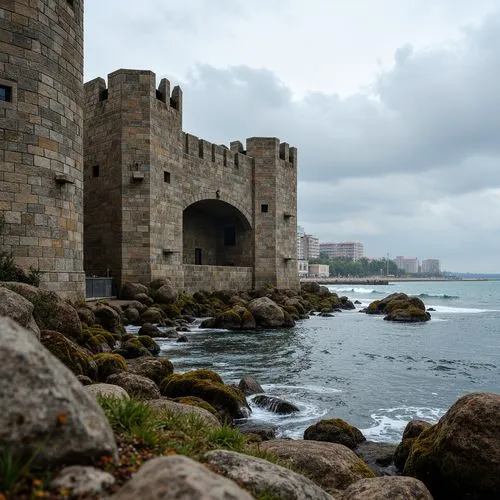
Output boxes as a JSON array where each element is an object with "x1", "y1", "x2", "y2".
[
  {"x1": 402, "y1": 419, "x2": 433, "y2": 440},
  {"x1": 365, "y1": 293, "x2": 431, "y2": 322},
  {"x1": 111, "y1": 455, "x2": 253, "y2": 500},
  {"x1": 123, "y1": 307, "x2": 140, "y2": 323},
  {"x1": 51, "y1": 466, "x2": 115, "y2": 496},
  {"x1": 252, "y1": 394, "x2": 299, "y2": 414},
  {"x1": 261, "y1": 439, "x2": 375, "y2": 496},
  {"x1": 106, "y1": 372, "x2": 161, "y2": 400},
  {"x1": 177, "y1": 334, "x2": 189, "y2": 342},
  {"x1": 301, "y1": 282, "x2": 321, "y2": 294},
  {"x1": 238, "y1": 375, "x2": 264, "y2": 396},
  {"x1": 93, "y1": 304, "x2": 122, "y2": 334},
  {"x1": 404, "y1": 392, "x2": 500, "y2": 499},
  {"x1": 234, "y1": 419, "x2": 276, "y2": 441},
  {"x1": 341, "y1": 476, "x2": 433, "y2": 499},
  {"x1": 85, "y1": 383, "x2": 130, "y2": 400},
  {"x1": 394, "y1": 420, "x2": 433, "y2": 471},
  {"x1": 204, "y1": 450, "x2": 333, "y2": 500},
  {"x1": 304, "y1": 418, "x2": 365, "y2": 449},
  {"x1": 140, "y1": 306, "x2": 165, "y2": 325},
  {"x1": 355, "y1": 441, "x2": 398, "y2": 476},
  {"x1": 0, "y1": 317, "x2": 118, "y2": 467},
  {"x1": 248, "y1": 297, "x2": 285, "y2": 327},
  {"x1": 138, "y1": 322, "x2": 162, "y2": 337}
]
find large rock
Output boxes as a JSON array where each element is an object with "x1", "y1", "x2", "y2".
[
  {"x1": 203, "y1": 450, "x2": 333, "y2": 500},
  {"x1": 154, "y1": 282, "x2": 179, "y2": 304},
  {"x1": 354, "y1": 441, "x2": 397, "y2": 477},
  {"x1": 394, "y1": 420, "x2": 433, "y2": 471},
  {"x1": 261, "y1": 439, "x2": 375, "y2": 496},
  {"x1": 404, "y1": 392, "x2": 500, "y2": 499},
  {"x1": 301, "y1": 282, "x2": 321, "y2": 294},
  {"x1": 110, "y1": 455, "x2": 253, "y2": 499},
  {"x1": 341, "y1": 476, "x2": 433, "y2": 499},
  {"x1": 120, "y1": 282, "x2": 149, "y2": 300},
  {"x1": 85, "y1": 383, "x2": 130, "y2": 400},
  {"x1": 238, "y1": 375, "x2": 264, "y2": 396},
  {"x1": 93, "y1": 304, "x2": 123, "y2": 334},
  {"x1": 0, "y1": 287, "x2": 40, "y2": 338},
  {"x1": 365, "y1": 293, "x2": 430, "y2": 322},
  {"x1": 252, "y1": 394, "x2": 299, "y2": 414},
  {"x1": 235, "y1": 419, "x2": 277, "y2": 441},
  {"x1": 160, "y1": 370, "x2": 249, "y2": 421},
  {"x1": 41, "y1": 330, "x2": 98, "y2": 380},
  {"x1": 145, "y1": 398, "x2": 221, "y2": 428},
  {"x1": 127, "y1": 356, "x2": 174, "y2": 385},
  {"x1": 106, "y1": 372, "x2": 161, "y2": 400},
  {"x1": 304, "y1": 418, "x2": 366, "y2": 449},
  {"x1": 248, "y1": 297, "x2": 285, "y2": 327},
  {"x1": 0, "y1": 317, "x2": 118, "y2": 467},
  {"x1": 0, "y1": 282, "x2": 82, "y2": 338}
]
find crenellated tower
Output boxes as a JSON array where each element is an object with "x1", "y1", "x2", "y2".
[
  {"x1": 0, "y1": 0, "x2": 85, "y2": 298},
  {"x1": 84, "y1": 69, "x2": 299, "y2": 293}
]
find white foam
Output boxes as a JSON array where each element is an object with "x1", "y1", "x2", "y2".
[
  {"x1": 429, "y1": 305, "x2": 498, "y2": 314},
  {"x1": 328, "y1": 286, "x2": 380, "y2": 294},
  {"x1": 262, "y1": 384, "x2": 342, "y2": 395},
  {"x1": 361, "y1": 406, "x2": 444, "y2": 443}
]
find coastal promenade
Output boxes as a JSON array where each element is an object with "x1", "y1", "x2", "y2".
[{"x1": 299, "y1": 276, "x2": 493, "y2": 285}]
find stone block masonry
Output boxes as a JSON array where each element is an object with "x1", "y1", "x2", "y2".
[
  {"x1": 0, "y1": 0, "x2": 85, "y2": 298},
  {"x1": 84, "y1": 69, "x2": 299, "y2": 292}
]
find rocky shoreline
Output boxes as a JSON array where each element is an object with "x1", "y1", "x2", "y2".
[{"x1": 0, "y1": 280, "x2": 499, "y2": 499}]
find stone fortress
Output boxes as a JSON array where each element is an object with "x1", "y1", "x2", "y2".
[{"x1": 1, "y1": 0, "x2": 299, "y2": 298}]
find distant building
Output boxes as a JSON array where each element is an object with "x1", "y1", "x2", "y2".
[
  {"x1": 395, "y1": 256, "x2": 419, "y2": 274},
  {"x1": 299, "y1": 234, "x2": 320, "y2": 260},
  {"x1": 422, "y1": 259, "x2": 440, "y2": 274},
  {"x1": 320, "y1": 242, "x2": 364, "y2": 261},
  {"x1": 297, "y1": 226, "x2": 305, "y2": 259},
  {"x1": 298, "y1": 259, "x2": 309, "y2": 277},
  {"x1": 309, "y1": 263, "x2": 329, "y2": 278}
]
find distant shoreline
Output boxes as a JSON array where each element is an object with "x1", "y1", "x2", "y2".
[{"x1": 300, "y1": 277, "x2": 499, "y2": 285}]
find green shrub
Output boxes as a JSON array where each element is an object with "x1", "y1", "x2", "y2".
[{"x1": 0, "y1": 251, "x2": 41, "y2": 286}]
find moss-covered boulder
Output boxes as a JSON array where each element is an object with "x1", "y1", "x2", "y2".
[
  {"x1": 41, "y1": 330, "x2": 97, "y2": 380},
  {"x1": 93, "y1": 304, "x2": 123, "y2": 334},
  {"x1": 403, "y1": 392, "x2": 500, "y2": 499},
  {"x1": 384, "y1": 306, "x2": 431, "y2": 322},
  {"x1": 127, "y1": 357, "x2": 173, "y2": 385},
  {"x1": 159, "y1": 369, "x2": 248, "y2": 421},
  {"x1": 140, "y1": 306, "x2": 165, "y2": 325},
  {"x1": 304, "y1": 418, "x2": 366, "y2": 449},
  {"x1": 117, "y1": 338, "x2": 151, "y2": 359},
  {"x1": 154, "y1": 281, "x2": 179, "y2": 305},
  {"x1": 77, "y1": 306, "x2": 96, "y2": 327},
  {"x1": 301, "y1": 282, "x2": 321, "y2": 294},
  {"x1": 174, "y1": 396, "x2": 219, "y2": 417},
  {"x1": 365, "y1": 293, "x2": 409, "y2": 314},
  {"x1": 208, "y1": 305, "x2": 257, "y2": 331},
  {"x1": 137, "y1": 335, "x2": 161, "y2": 355},
  {"x1": 364, "y1": 292, "x2": 431, "y2": 322},
  {"x1": 1, "y1": 283, "x2": 82, "y2": 338},
  {"x1": 93, "y1": 353, "x2": 128, "y2": 382}
]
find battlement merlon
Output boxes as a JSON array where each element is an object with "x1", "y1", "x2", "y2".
[
  {"x1": 246, "y1": 137, "x2": 297, "y2": 166},
  {"x1": 84, "y1": 69, "x2": 183, "y2": 112}
]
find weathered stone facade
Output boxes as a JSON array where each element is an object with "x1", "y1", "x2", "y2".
[
  {"x1": 0, "y1": 0, "x2": 85, "y2": 298},
  {"x1": 84, "y1": 70, "x2": 299, "y2": 293}
]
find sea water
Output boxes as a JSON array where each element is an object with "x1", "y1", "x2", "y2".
[{"x1": 138, "y1": 280, "x2": 500, "y2": 443}]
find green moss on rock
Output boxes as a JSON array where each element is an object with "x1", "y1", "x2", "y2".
[
  {"x1": 174, "y1": 396, "x2": 219, "y2": 417},
  {"x1": 93, "y1": 352, "x2": 128, "y2": 382}
]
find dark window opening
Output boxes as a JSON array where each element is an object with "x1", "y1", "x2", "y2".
[
  {"x1": 195, "y1": 248, "x2": 202, "y2": 265},
  {"x1": 99, "y1": 89, "x2": 108, "y2": 101},
  {"x1": 261, "y1": 204, "x2": 269, "y2": 213},
  {"x1": 92, "y1": 165, "x2": 100, "y2": 178},
  {"x1": 67, "y1": 0, "x2": 74, "y2": 7},
  {"x1": 164, "y1": 171, "x2": 170, "y2": 183},
  {"x1": 0, "y1": 85, "x2": 12, "y2": 102},
  {"x1": 224, "y1": 227, "x2": 236, "y2": 246},
  {"x1": 156, "y1": 89, "x2": 163, "y2": 101}
]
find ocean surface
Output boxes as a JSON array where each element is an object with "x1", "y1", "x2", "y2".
[{"x1": 134, "y1": 281, "x2": 500, "y2": 443}]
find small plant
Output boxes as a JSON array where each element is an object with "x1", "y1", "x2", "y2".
[
  {"x1": 0, "y1": 446, "x2": 41, "y2": 494},
  {"x1": 0, "y1": 251, "x2": 42, "y2": 286}
]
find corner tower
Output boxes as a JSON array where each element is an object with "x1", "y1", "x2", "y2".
[{"x1": 0, "y1": 0, "x2": 85, "y2": 297}]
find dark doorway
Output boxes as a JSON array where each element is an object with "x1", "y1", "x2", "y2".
[{"x1": 195, "y1": 248, "x2": 202, "y2": 265}]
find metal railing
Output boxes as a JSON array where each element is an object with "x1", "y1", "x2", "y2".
[{"x1": 85, "y1": 277, "x2": 115, "y2": 299}]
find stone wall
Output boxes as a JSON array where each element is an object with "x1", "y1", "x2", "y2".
[
  {"x1": 183, "y1": 265, "x2": 253, "y2": 294},
  {"x1": 84, "y1": 69, "x2": 299, "y2": 293},
  {"x1": 0, "y1": 0, "x2": 85, "y2": 298}
]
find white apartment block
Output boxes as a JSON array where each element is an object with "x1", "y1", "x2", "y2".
[
  {"x1": 298, "y1": 259, "x2": 309, "y2": 277},
  {"x1": 422, "y1": 259, "x2": 440, "y2": 274},
  {"x1": 395, "y1": 256, "x2": 419, "y2": 274},
  {"x1": 319, "y1": 241, "x2": 364, "y2": 261},
  {"x1": 298, "y1": 234, "x2": 320, "y2": 260}
]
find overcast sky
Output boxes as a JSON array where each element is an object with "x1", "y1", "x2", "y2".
[{"x1": 85, "y1": 0, "x2": 500, "y2": 272}]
